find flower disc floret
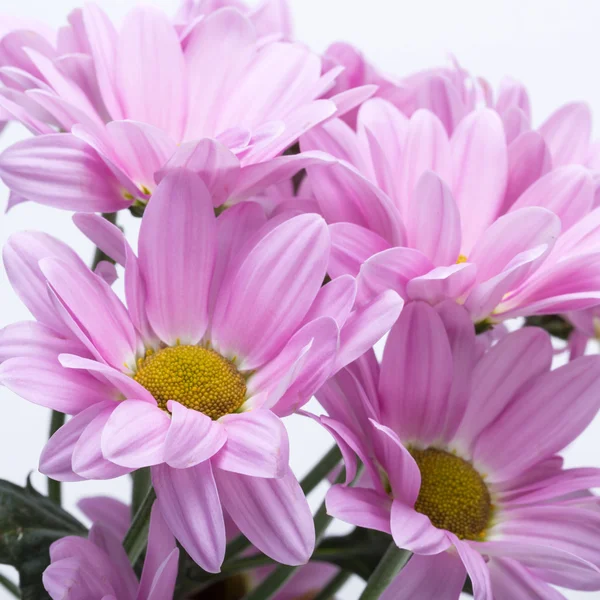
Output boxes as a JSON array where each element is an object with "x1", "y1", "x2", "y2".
[
  {"x1": 411, "y1": 447, "x2": 492, "y2": 541},
  {"x1": 134, "y1": 345, "x2": 247, "y2": 420}
]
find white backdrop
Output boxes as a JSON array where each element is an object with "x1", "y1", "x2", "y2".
[{"x1": 1, "y1": 1, "x2": 599, "y2": 598}]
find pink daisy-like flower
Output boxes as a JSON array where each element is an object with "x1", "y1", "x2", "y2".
[
  {"x1": 318, "y1": 301, "x2": 600, "y2": 598},
  {"x1": 301, "y1": 100, "x2": 600, "y2": 324},
  {"x1": 0, "y1": 3, "x2": 371, "y2": 213},
  {"x1": 0, "y1": 170, "x2": 401, "y2": 573},
  {"x1": 43, "y1": 500, "x2": 178, "y2": 600}
]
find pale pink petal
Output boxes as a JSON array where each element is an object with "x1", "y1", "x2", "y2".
[
  {"x1": 473, "y1": 355, "x2": 600, "y2": 481},
  {"x1": 488, "y1": 557, "x2": 566, "y2": 600},
  {"x1": 156, "y1": 138, "x2": 240, "y2": 208},
  {"x1": 502, "y1": 131, "x2": 551, "y2": 212},
  {"x1": 501, "y1": 107, "x2": 531, "y2": 145},
  {"x1": 116, "y1": 7, "x2": 186, "y2": 140},
  {"x1": 39, "y1": 401, "x2": 113, "y2": 482},
  {"x1": 407, "y1": 263, "x2": 477, "y2": 305},
  {"x1": 94, "y1": 261, "x2": 117, "y2": 286},
  {"x1": 380, "y1": 552, "x2": 466, "y2": 600},
  {"x1": 215, "y1": 467, "x2": 314, "y2": 565},
  {"x1": 73, "y1": 213, "x2": 127, "y2": 267},
  {"x1": 101, "y1": 399, "x2": 170, "y2": 468},
  {"x1": 510, "y1": 165, "x2": 594, "y2": 231},
  {"x1": 379, "y1": 302, "x2": 453, "y2": 444},
  {"x1": 40, "y1": 257, "x2": 138, "y2": 369},
  {"x1": 329, "y1": 222, "x2": 390, "y2": 279},
  {"x1": 538, "y1": 102, "x2": 592, "y2": 166},
  {"x1": 163, "y1": 401, "x2": 226, "y2": 469},
  {"x1": 456, "y1": 327, "x2": 553, "y2": 448},
  {"x1": 397, "y1": 109, "x2": 451, "y2": 218},
  {"x1": 138, "y1": 170, "x2": 216, "y2": 345},
  {"x1": 152, "y1": 462, "x2": 226, "y2": 573},
  {"x1": 302, "y1": 274, "x2": 357, "y2": 326},
  {"x1": 326, "y1": 485, "x2": 392, "y2": 533},
  {"x1": 212, "y1": 214, "x2": 329, "y2": 370},
  {"x1": 213, "y1": 409, "x2": 288, "y2": 477},
  {"x1": 496, "y1": 77, "x2": 531, "y2": 120},
  {"x1": 72, "y1": 404, "x2": 132, "y2": 480},
  {"x1": 0, "y1": 356, "x2": 112, "y2": 414},
  {"x1": 448, "y1": 535, "x2": 492, "y2": 600},
  {"x1": 414, "y1": 73, "x2": 466, "y2": 135},
  {"x1": 146, "y1": 548, "x2": 179, "y2": 600},
  {"x1": 391, "y1": 501, "x2": 452, "y2": 555},
  {"x1": 0, "y1": 89, "x2": 53, "y2": 135},
  {"x1": 370, "y1": 421, "x2": 421, "y2": 504},
  {"x1": 406, "y1": 171, "x2": 461, "y2": 265},
  {"x1": 77, "y1": 496, "x2": 130, "y2": 539},
  {"x1": 0, "y1": 134, "x2": 131, "y2": 211},
  {"x1": 451, "y1": 109, "x2": 507, "y2": 253}
]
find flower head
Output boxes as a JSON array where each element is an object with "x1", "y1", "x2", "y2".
[
  {"x1": 320, "y1": 301, "x2": 600, "y2": 598},
  {"x1": 0, "y1": 170, "x2": 401, "y2": 573},
  {"x1": 43, "y1": 499, "x2": 178, "y2": 600}
]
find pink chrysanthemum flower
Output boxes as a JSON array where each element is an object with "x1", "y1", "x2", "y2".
[
  {"x1": 0, "y1": 4, "x2": 371, "y2": 212},
  {"x1": 301, "y1": 100, "x2": 600, "y2": 324},
  {"x1": 0, "y1": 170, "x2": 401, "y2": 573},
  {"x1": 318, "y1": 301, "x2": 600, "y2": 598},
  {"x1": 43, "y1": 500, "x2": 178, "y2": 600}
]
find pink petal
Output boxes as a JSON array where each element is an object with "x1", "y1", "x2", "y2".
[
  {"x1": 379, "y1": 302, "x2": 453, "y2": 444},
  {"x1": 370, "y1": 421, "x2": 421, "y2": 504},
  {"x1": 457, "y1": 327, "x2": 553, "y2": 449},
  {"x1": 496, "y1": 77, "x2": 531, "y2": 120},
  {"x1": 215, "y1": 467, "x2": 314, "y2": 565},
  {"x1": 450, "y1": 109, "x2": 507, "y2": 253},
  {"x1": 448, "y1": 535, "x2": 492, "y2": 600},
  {"x1": 397, "y1": 109, "x2": 451, "y2": 218},
  {"x1": 0, "y1": 134, "x2": 131, "y2": 211},
  {"x1": 406, "y1": 171, "x2": 461, "y2": 265},
  {"x1": 391, "y1": 501, "x2": 451, "y2": 555},
  {"x1": 116, "y1": 7, "x2": 186, "y2": 140},
  {"x1": 329, "y1": 222, "x2": 390, "y2": 279},
  {"x1": 473, "y1": 355, "x2": 600, "y2": 482},
  {"x1": 510, "y1": 165, "x2": 594, "y2": 231},
  {"x1": 101, "y1": 400, "x2": 170, "y2": 468},
  {"x1": 77, "y1": 496, "x2": 130, "y2": 539},
  {"x1": 73, "y1": 213, "x2": 127, "y2": 267},
  {"x1": 72, "y1": 405, "x2": 132, "y2": 480},
  {"x1": 138, "y1": 170, "x2": 216, "y2": 345},
  {"x1": 212, "y1": 214, "x2": 329, "y2": 370},
  {"x1": 538, "y1": 102, "x2": 592, "y2": 166},
  {"x1": 40, "y1": 257, "x2": 138, "y2": 369},
  {"x1": 164, "y1": 401, "x2": 226, "y2": 469},
  {"x1": 326, "y1": 485, "x2": 392, "y2": 533},
  {"x1": 502, "y1": 131, "x2": 551, "y2": 212},
  {"x1": 152, "y1": 462, "x2": 225, "y2": 573},
  {"x1": 0, "y1": 356, "x2": 112, "y2": 414},
  {"x1": 501, "y1": 107, "x2": 531, "y2": 145},
  {"x1": 156, "y1": 138, "x2": 240, "y2": 208},
  {"x1": 39, "y1": 401, "x2": 113, "y2": 482},
  {"x1": 146, "y1": 548, "x2": 179, "y2": 600},
  {"x1": 213, "y1": 409, "x2": 288, "y2": 477},
  {"x1": 302, "y1": 274, "x2": 357, "y2": 326},
  {"x1": 414, "y1": 73, "x2": 466, "y2": 136},
  {"x1": 380, "y1": 552, "x2": 466, "y2": 600},
  {"x1": 406, "y1": 263, "x2": 477, "y2": 305}
]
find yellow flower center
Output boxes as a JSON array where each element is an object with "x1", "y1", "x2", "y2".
[
  {"x1": 410, "y1": 448, "x2": 492, "y2": 541},
  {"x1": 134, "y1": 345, "x2": 246, "y2": 420},
  {"x1": 456, "y1": 254, "x2": 468, "y2": 264}
]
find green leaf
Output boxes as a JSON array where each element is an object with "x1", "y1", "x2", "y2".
[
  {"x1": 0, "y1": 477, "x2": 86, "y2": 599},
  {"x1": 313, "y1": 528, "x2": 392, "y2": 581}
]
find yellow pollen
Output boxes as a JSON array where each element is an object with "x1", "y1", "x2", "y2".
[
  {"x1": 134, "y1": 345, "x2": 246, "y2": 420},
  {"x1": 410, "y1": 448, "x2": 492, "y2": 541},
  {"x1": 456, "y1": 254, "x2": 468, "y2": 264}
]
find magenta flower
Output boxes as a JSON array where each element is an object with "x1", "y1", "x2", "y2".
[
  {"x1": 0, "y1": 3, "x2": 368, "y2": 212},
  {"x1": 0, "y1": 170, "x2": 401, "y2": 573},
  {"x1": 43, "y1": 500, "x2": 178, "y2": 600},
  {"x1": 301, "y1": 100, "x2": 600, "y2": 323},
  {"x1": 319, "y1": 301, "x2": 600, "y2": 598}
]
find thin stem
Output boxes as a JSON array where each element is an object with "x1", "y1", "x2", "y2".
[
  {"x1": 0, "y1": 573, "x2": 20, "y2": 598},
  {"x1": 313, "y1": 571, "x2": 351, "y2": 600},
  {"x1": 123, "y1": 485, "x2": 156, "y2": 564},
  {"x1": 358, "y1": 543, "x2": 412, "y2": 600},
  {"x1": 226, "y1": 446, "x2": 342, "y2": 562},
  {"x1": 91, "y1": 212, "x2": 118, "y2": 269},
  {"x1": 47, "y1": 411, "x2": 65, "y2": 504},
  {"x1": 131, "y1": 468, "x2": 151, "y2": 518}
]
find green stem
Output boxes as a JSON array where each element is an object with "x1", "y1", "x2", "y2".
[
  {"x1": 0, "y1": 573, "x2": 20, "y2": 598},
  {"x1": 91, "y1": 212, "x2": 118, "y2": 269},
  {"x1": 123, "y1": 485, "x2": 156, "y2": 564},
  {"x1": 358, "y1": 543, "x2": 412, "y2": 600},
  {"x1": 47, "y1": 411, "x2": 65, "y2": 504},
  {"x1": 313, "y1": 571, "x2": 351, "y2": 600},
  {"x1": 131, "y1": 468, "x2": 151, "y2": 518},
  {"x1": 225, "y1": 446, "x2": 342, "y2": 562},
  {"x1": 244, "y1": 467, "x2": 346, "y2": 600}
]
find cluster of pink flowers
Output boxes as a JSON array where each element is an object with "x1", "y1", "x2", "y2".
[{"x1": 0, "y1": 1, "x2": 599, "y2": 599}]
